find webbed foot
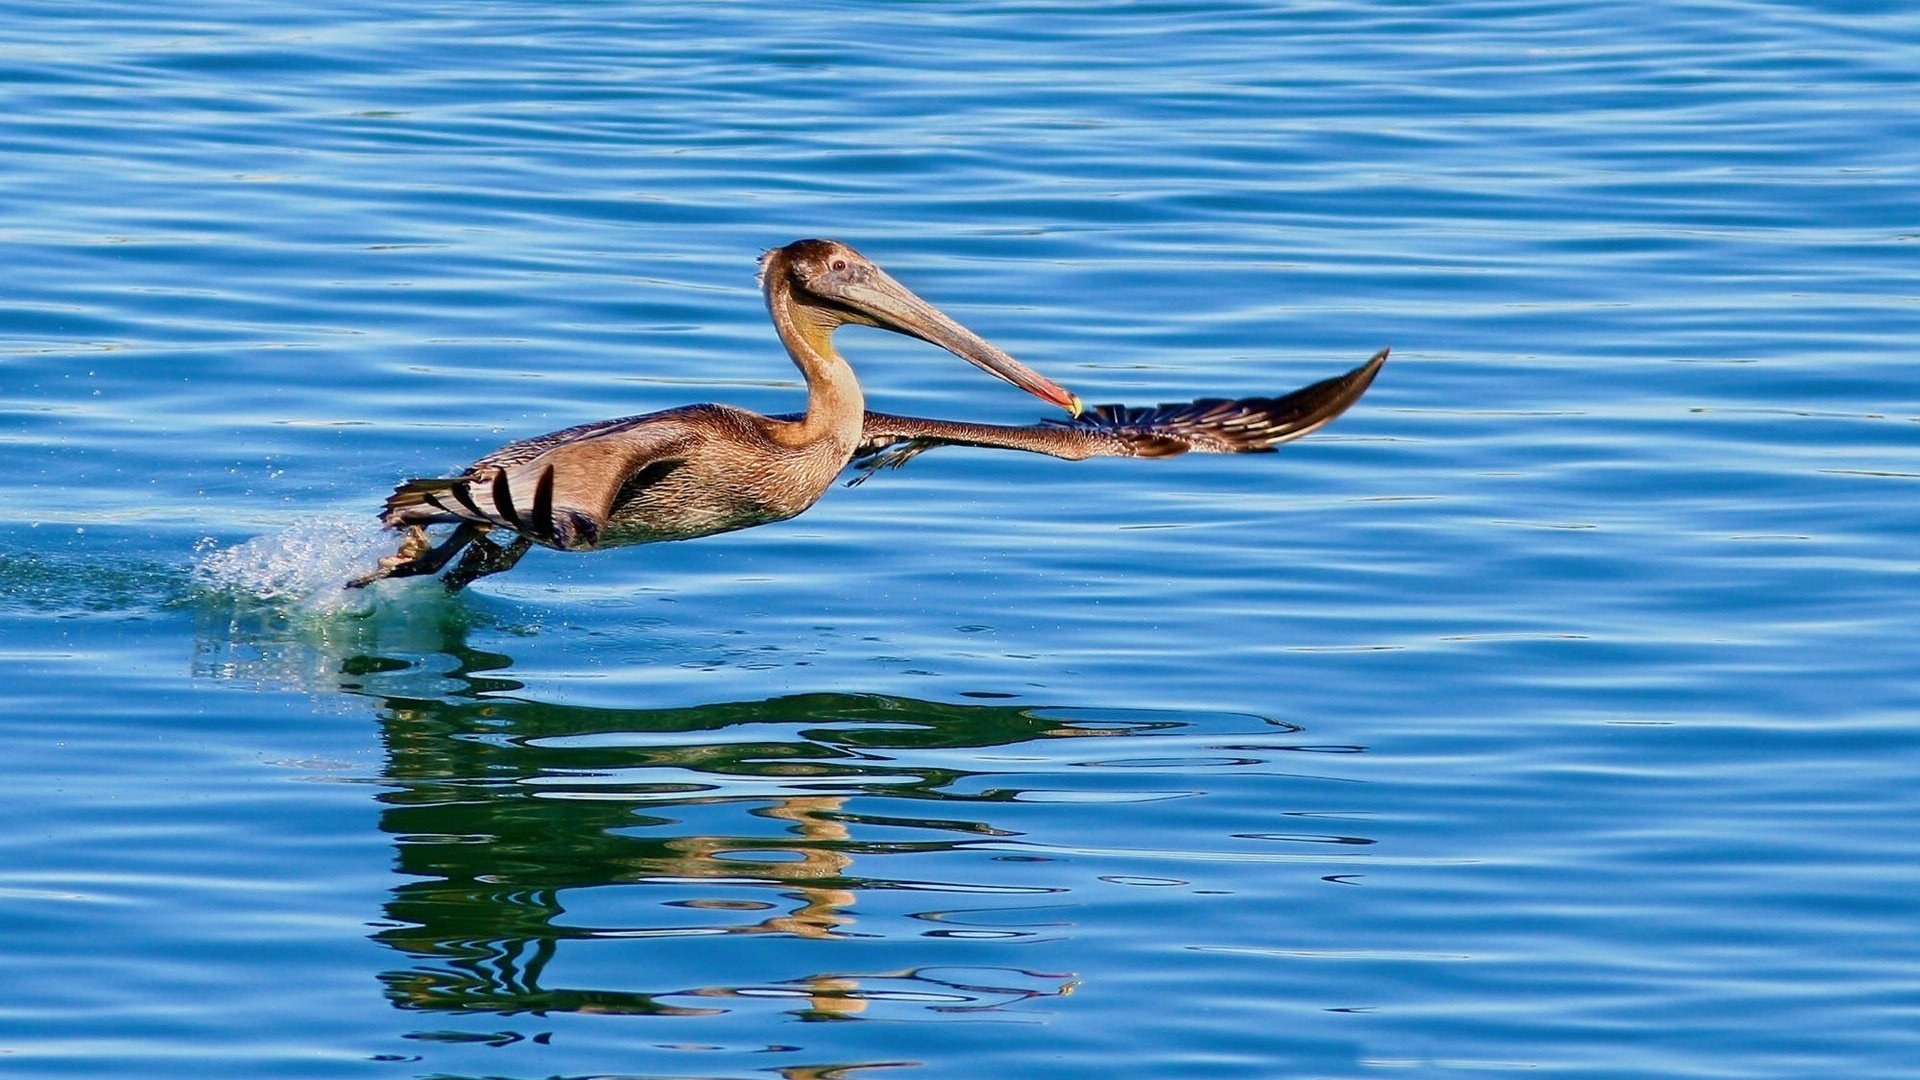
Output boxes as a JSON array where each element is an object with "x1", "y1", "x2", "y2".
[{"x1": 345, "y1": 524, "x2": 486, "y2": 589}]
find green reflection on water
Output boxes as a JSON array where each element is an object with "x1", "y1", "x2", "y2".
[{"x1": 196, "y1": 597, "x2": 1165, "y2": 1021}]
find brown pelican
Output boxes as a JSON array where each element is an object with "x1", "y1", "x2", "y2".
[
  {"x1": 349, "y1": 238, "x2": 1081, "y2": 591},
  {"x1": 350, "y1": 239, "x2": 1386, "y2": 592}
]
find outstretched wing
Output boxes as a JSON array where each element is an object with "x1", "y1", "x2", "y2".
[{"x1": 851, "y1": 347, "x2": 1386, "y2": 484}]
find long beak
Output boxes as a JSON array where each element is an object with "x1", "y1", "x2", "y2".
[{"x1": 843, "y1": 269, "x2": 1083, "y2": 417}]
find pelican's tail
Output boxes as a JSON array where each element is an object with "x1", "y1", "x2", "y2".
[{"x1": 381, "y1": 478, "x2": 474, "y2": 529}]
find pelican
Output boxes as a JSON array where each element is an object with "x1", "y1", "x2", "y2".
[
  {"x1": 350, "y1": 239, "x2": 1386, "y2": 591},
  {"x1": 349, "y1": 238, "x2": 1081, "y2": 591}
]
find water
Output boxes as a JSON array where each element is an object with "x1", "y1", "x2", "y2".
[{"x1": 4, "y1": 1, "x2": 1918, "y2": 1076}]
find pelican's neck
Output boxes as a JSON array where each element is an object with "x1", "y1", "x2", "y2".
[{"x1": 766, "y1": 274, "x2": 864, "y2": 448}]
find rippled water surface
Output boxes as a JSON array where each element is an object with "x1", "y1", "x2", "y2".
[{"x1": 4, "y1": 2, "x2": 1918, "y2": 1077}]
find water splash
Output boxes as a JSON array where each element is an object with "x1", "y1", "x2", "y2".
[
  {"x1": 190, "y1": 515, "x2": 495, "y2": 694},
  {"x1": 193, "y1": 514, "x2": 397, "y2": 612}
]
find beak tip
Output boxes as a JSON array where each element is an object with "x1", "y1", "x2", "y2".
[{"x1": 1067, "y1": 394, "x2": 1085, "y2": 418}]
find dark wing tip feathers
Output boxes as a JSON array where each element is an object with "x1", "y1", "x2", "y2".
[
  {"x1": 1053, "y1": 346, "x2": 1386, "y2": 453},
  {"x1": 491, "y1": 465, "x2": 574, "y2": 548},
  {"x1": 449, "y1": 479, "x2": 485, "y2": 518},
  {"x1": 529, "y1": 465, "x2": 556, "y2": 541},
  {"x1": 490, "y1": 469, "x2": 522, "y2": 530},
  {"x1": 381, "y1": 463, "x2": 585, "y2": 550}
]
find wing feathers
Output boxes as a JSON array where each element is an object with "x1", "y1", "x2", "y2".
[
  {"x1": 491, "y1": 469, "x2": 522, "y2": 530},
  {"x1": 378, "y1": 414, "x2": 702, "y2": 549},
  {"x1": 852, "y1": 348, "x2": 1386, "y2": 482},
  {"x1": 1047, "y1": 347, "x2": 1388, "y2": 453}
]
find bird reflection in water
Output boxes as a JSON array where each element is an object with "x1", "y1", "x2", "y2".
[
  {"x1": 252, "y1": 614, "x2": 1108, "y2": 1022},
  {"x1": 190, "y1": 600, "x2": 1358, "y2": 1038}
]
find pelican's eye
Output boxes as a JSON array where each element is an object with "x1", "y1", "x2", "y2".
[{"x1": 830, "y1": 258, "x2": 849, "y2": 272}]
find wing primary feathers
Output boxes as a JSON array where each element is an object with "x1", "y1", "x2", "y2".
[
  {"x1": 1069, "y1": 346, "x2": 1387, "y2": 453},
  {"x1": 530, "y1": 465, "x2": 556, "y2": 545},
  {"x1": 852, "y1": 348, "x2": 1386, "y2": 482},
  {"x1": 491, "y1": 470, "x2": 523, "y2": 530},
  {"x1": 450, "y1": 481, "x2": 485, "y2": 518}
]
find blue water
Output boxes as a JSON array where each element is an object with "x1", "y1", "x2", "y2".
[{"x1": 4, "y1": 2, "x2": 1918, "y2": 1077}]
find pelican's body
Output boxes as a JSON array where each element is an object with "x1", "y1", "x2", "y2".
[{"x1": 435, "y1": 403, "x2": 848, "y2": 548}]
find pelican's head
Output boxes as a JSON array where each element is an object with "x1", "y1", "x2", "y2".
[{"x1": 760, "y1": 238, "x2": 1082, "y2": 416}]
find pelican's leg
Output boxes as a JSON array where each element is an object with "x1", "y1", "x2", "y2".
[
  {"x1": 346, "y1": 523, "x2": 486, "y2": 589},
  {"x1": 440, "y1": 533, "x2": 533, "y2": 593}
]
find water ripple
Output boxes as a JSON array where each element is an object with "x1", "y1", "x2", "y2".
[{"x1": 4, "y1": 1, "x2": 1919, "y2": 1078}]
